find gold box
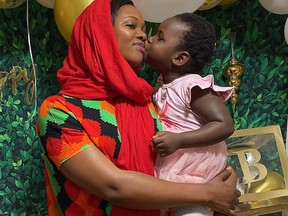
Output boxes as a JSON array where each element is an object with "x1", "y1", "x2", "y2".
[{"x1": 226, "y1": 125, "x2": 288, "y2": 216}]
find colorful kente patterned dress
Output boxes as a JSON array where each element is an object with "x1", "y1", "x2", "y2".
[{"x1": 36, "y1": 94, "x2": 162, "y2": 216}]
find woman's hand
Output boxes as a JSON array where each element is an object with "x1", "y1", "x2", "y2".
[{"x1": 205, "y1": 167, "x2": 241, "y2": 216}]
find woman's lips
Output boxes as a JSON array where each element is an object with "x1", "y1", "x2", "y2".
[{"x1": 134, "y1": 43, "x2": 147, "y2": 53}]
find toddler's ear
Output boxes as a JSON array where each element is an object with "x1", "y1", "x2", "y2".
[{"x1": 172, "y1": 51, "x2": 190, "y2": 66}]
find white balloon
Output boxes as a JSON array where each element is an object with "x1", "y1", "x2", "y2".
[
  {"x1": 37, "y1": 0, "x2": 54, "y2": 9},
  {"x1": 284, "y1": 18, "x2": 288, "y2": 44},
  {"x1": 132, "y1": 0, "x2": 206, "y2": 23},
  {"x1": 259, "y1": 0, "x2": 288, "y2": 15}
]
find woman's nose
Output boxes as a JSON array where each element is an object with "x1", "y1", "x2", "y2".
[{"x1": 137, "y1": 31, "x2": 147, "y2": 42}]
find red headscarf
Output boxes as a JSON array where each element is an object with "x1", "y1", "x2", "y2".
[{"x1": 57, "y1": 0, "x2": 158, "y2": 215}]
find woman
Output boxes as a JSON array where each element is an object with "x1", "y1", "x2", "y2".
[{"x1": 36, "y1": 0, "x2": 240, "y2": 215}]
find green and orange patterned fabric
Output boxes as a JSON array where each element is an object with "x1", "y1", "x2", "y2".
[{"x1": 36, "y1": 94, "x2": 162, "y2": 215}]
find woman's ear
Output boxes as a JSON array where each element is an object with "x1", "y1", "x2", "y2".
[{"x1": 172, "y1": 51, "x2": 190, "y2": 66}]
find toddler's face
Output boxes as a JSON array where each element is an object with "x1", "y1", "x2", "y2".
[{"x1": 145, "y1": 17, "x2": 188, "y2": 71}]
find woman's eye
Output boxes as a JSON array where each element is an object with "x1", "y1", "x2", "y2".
[{"x1": 127, "y1": 24, "x2": 136, "y2": 29}]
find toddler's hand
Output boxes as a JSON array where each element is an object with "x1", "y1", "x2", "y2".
[{"x1": 152, "y1": 131, "x2": 182, "y2": 156}]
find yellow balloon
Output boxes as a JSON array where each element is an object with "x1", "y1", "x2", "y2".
[
  {"x1": 248, "y1": 171, "x2": 285, "y2": 193},
  {"x1": 0, "y1": 0, "x2": 25, "y2": 9},
  {"x1": 54, "y1": 0, "x2": 93, "y2": 42},
  {"x1": 198, "y1": 0, "x2": 222, "y2": 10},
  {"x1": 218, "y1": 0, "x2": 239, "y2": 6}
]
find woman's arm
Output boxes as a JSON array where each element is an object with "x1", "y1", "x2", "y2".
[{"x1": 60, "y1": 145, "x2": 240, "y2": 215}]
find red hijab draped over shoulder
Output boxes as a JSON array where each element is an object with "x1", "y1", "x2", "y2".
[{"x1": 57, "y1": 0, "x2": 158, "y2": 215}]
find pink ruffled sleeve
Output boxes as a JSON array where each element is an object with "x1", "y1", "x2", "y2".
[{"x1": 185, "y1": 74, "x2": 233, "y2": 104}]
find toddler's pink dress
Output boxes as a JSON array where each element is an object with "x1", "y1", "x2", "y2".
[{"x1": 154, "y1": 74, "x2": 233, "y2": 184}]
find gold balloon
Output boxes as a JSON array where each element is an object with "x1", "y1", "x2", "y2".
[
  {"x1": 54, "y1": 0, "x2": 93, "y2": 42},
  {"x1": 248, "y1": 171, "x2": 285, "y2": 193},
  {"x1": 198, "y1": 0, "x2": 222, "y2": 10},
  {"x1": 218, "y1": 0, "x2": 239, "y2": 6},
  {"x1": 0, "y1": 0, "x2": 25, "y2": 9}
]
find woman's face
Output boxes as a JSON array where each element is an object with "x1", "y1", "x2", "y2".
[{"x1": 114, "y1": 4, "x2": 147, "y2": 70}]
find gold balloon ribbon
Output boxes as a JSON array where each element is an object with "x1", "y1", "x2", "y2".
[
  {"x1": 26, "y1": 0, "x2": 37, "y2": 121},
  {"x1": 0, "y1": 0, "x2": 37, "y2": 121}
]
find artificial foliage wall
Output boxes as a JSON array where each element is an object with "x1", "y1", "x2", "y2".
[{"x1": 0, "y1": 0, "x2": 287, "y2": 215}]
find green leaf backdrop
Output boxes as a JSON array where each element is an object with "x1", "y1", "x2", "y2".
[{"x1": 0, "y1": 0, "x2": 287, "y2": 215}]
